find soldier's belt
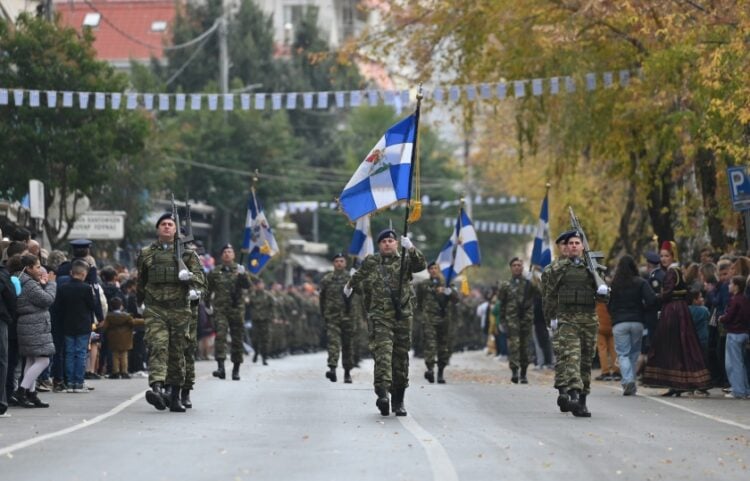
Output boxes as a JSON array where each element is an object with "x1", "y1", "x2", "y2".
[{"x1": 145, "y1": 294, "x2": 189, "y2": 309}]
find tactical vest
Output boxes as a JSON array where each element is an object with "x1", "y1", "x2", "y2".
[
  {"x1": 557, "y1": 262, "x2": 595, "y2": 312},
  {"x1": 144, "y1": 247, "x2": 185, "y2": 305}
]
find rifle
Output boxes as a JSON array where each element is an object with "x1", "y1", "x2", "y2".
[
  {"x1": 171, "y1": 194, "x2": 189, "y2": 274},
  {"x1": 568, "y1": 206, "x2": 606, "y2": 287},
  {"x1": 182, "y1": 196, "x2": 195, "y2": 247}
]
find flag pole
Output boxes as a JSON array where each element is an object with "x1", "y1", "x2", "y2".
[
  {"x1": 544, "y1": 181, "x2": 551, "y2": 265},
  {"x1": 396, "y1": 85, "x2": 423, "y2": 319},
  {"x1": 240, "y1": 169, "x2": 260, "y2": 267}
]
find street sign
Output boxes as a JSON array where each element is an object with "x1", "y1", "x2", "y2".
[
  {"x1": 727, "y1": 166, "x2": 750, "y2": 211},
  {"x1": 67, "y1": 211, "x2": 126, "y2": 240}
]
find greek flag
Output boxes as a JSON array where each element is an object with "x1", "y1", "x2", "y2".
[
  {"x1": 436, "y1": 207, "x2": 481, "y2": 285},
  {"x1": 530, "y1": 192, "x2": 551, "y2": 268},
  {"x1": 338, "y1": 115, "x2": 417, "y2": 221},
  {"x1": 348, "y1": 215, "x2": 373, "y2": 260},
  {"x1": 242, "y1": 191, "x2": 279, "y2": 274}
]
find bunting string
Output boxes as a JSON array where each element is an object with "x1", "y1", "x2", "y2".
[{"x1": 0, "y1": 68, "x2": 638, "y2": 113}]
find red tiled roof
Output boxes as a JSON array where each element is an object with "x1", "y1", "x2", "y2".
[{"x1": 54, "y1": 0, "x2": 176, "y2": 63}]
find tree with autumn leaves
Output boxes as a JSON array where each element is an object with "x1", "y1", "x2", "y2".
[{"x1": 358, "y1": 1, "x2": 750, "y2": 261}]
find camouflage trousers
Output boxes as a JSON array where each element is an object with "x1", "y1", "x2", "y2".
[
  {"x1": 507, "y1": 314, "x2": 533, "y2": 371},
  {"x1": 183, "y1": 305, "x2": 198, "y2": 390},
  {"x1": 252, "y1": 318, "x2": 271, "y2": 359},
  {"x1": 145, "y1": 303, "x2": 191, "y2": 387},
  {"x1": 554, "y1": 313, "x2": 598, "y2": 394},
  {"x1": 369, "y1": 314, "x2": 412, "y2": 393},
  {"x1": 214, "y1": 306, "x2": 245, "y2": 364},
  {"x1": 423, "y1": 317, "x2": 452, "y2": 369},
  {"x1": 325, "y1": 314, "x2": 355, "y2": 370}
]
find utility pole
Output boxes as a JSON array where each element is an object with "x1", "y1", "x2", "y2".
[{"x1": 218, "y1": 2, "x2": 231, "y2": 245}]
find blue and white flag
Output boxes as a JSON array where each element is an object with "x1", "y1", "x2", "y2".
[
  {"x1": 436, "y1": 207, "x2": 481, "y2": 285},
  {"x1": 348, "y1": 215, "x2": 373, "y2": 261},
  {"x1": 338, "y1": 115, "x2": 417, "y2": 221},
  {"x1": 530, "y1": 193, "x2": 551, "y2": 268},
  {"x1": 242, "y1": 191, "x2": 280, "y2": 274}
]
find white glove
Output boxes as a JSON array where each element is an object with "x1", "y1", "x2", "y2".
[
  {"x1": 550, "y1": 318, "x2": 558, "y2": 330},
  {"x1": 400, "y1": 235, "x2": 413, "y2": 250},
  {"x1": 597, "y1": 284, "x2": 610, "y2": 296},
  {"x1": 443, "y1": 287, "x2": 452, "y2": 296},
  {"x1": 204, "y1": 304, "x2": 214, "y2": 315},
  {"x1": 343, "y1": 284, "x2": 353, "y2": 298},
  {"x1": 137, "y1": 303, "x2": 145, "y2": 315},
  {"x1": 237, "y1": 265, "x2": 246, "y2": 274},
  {"x1": 188, "y1": 289, "x2": 200, "y2": 301},
  {"x1": 178, "y1": 269, "x2": 191, "y2": 282}
]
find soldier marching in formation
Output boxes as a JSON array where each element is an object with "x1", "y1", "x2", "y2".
[
  {"x1": 497, "y1": 257, "x2": 541, "y2": 384},
  {"x1": 345, "y1": 228, "x2": 426, "y2": 417},
  {"x1": 248, "y1": 278, "x2": 276, "y2": 365},
  {"x1": 136, "y1": 212, "x2": 207, "y2": 412},
  {"x1": 319, "y1": 253, "x2": 355, "y2": 383},
  {"x1": 206, "y1": 244, "x2": 252, "y2": 381},
  {"x1": 415, "y1": 262, "x2": 458, "y2": 384},
  {"x1": 542, "y1": 230, "x2": 609, "y2": 417}
]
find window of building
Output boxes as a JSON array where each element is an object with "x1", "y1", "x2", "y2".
[{"x1": 82, "y1": 12, "x2": 101, "y2": 27}]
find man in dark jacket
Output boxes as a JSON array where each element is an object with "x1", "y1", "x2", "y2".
[
  {"x1": 54, "y1": 260, "x2": 96, "y2": 393},
  {"x1": 0, "y1": 263, "x2": 18, "y2": 415}
]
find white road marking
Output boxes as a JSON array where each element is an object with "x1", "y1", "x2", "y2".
[
  {"x1": 0, "y1": 391, "x2": 143, "y2": 457},
  {"x1": 398, "y1": 415, "x2": 460, "y2": 481}
]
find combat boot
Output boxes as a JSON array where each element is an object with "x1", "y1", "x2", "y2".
[
  {"x1": 169, "y1": 386, "x2": 186, "y2": 412},
  {"x1": 212, "y1": 360, "x2": 226, "y2": 379},
  {"x1": 180, "y1": 388, "x2": 192, "y2": 409},
  {"x1": 520, "y1": 366, "x2": 528, "y2": 384},
  {"x1": 325, "y1": 367, "x2": 337, "y2": 382},
  {"x1": 567, "y1": 389, "x2": 581, "y2": 413},
  {"x1": 511, "y1": 367, "x2": 519, "y2": 384},
  {"x1": 145, "y1": 382, "x2": 167, "y2": 411},
  {"x1": 437, "y1": 365, "x2": 446, "y2": 384},
  {"x1": 392, "y1": 388, "x2": 407, "y2": 416},
  {"x1": 343, "y1": 369, "x2": 352, "y2": 384},
  {"x1": 375, "y1": 387, "x2": 390, "y2": 416},
  {"x1": 572, "y1": 393, "x2": 591, "y2": 418},
  {"x1": 424, "y1": 367, "x2": 435, "y2": 383},
  {"x1": 232, "y1": 363, "x2": 241, "y2": 381},
  {"x1": 556, "y1": 387, "x2": 570, "y2": 413}
]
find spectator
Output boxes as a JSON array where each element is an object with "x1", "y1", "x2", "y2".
[
  {"x1": 608, "y1": 255, "x2": 656, "y2": 396},
  {"x1": 98, "y1": 297, "x2": 143, "y2": 379},
  {"x1": 0, "y1": 258, "x2": 18, "y2": 416},
  {"x1": 4, "y1": 255, "x2": 22, "y2": 406},
  {"x1": 54, "y1": 260, "x2": 96, "y2": 393},
  {"x1": 15, "y1": 254, "x2": 56, "y2": 408},
  {"x1": 595, "y1": 303, "x2": 621, "y2": 382},
  {"x1": 718, "y1": 276, "x2": 750, "y2": 399},
  {"x1": 706, "y1": 259, "x2": 731, "y2": 388}
]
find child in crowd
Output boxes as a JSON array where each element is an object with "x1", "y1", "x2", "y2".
[
  {"x1": 718, "y1": 276, "x2": 750, "y2": 399},
  {"x1": 688, "y1": 289, "x2": 711, "y2": 396},
  {"x1": 98, "y1": 297, "x2": 143, "y2": 379}
]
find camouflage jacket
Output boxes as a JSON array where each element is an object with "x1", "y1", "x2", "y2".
[
  {"x1": 542, "y1": 257, "x2": 602, "y2": 321},
  {"x1": 498, "y1": 275, "x2": 540, "y2": 323},
  {"x1": 415, "y1": 277, "x2": 458, "y2": 319},
  {"x1": 136, "y1": 242, "x2": 206, "y2": 308},
  {"x1": 319, "y1": 270, "x2": 352, "y2": 318},
  {"x1": 207, "y1": 262, "x2": 252, "y2": 309},
  {"x1": 349, "y1": 248, "x2": 426, "y2": 318},
  {"x1": 248, "y1": 288, "x2": 276, "y2": 322}
]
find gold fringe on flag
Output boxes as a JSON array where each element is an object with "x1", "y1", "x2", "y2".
[{"x1": 461, "y1": 274, "x2": 470, "y2": 296}]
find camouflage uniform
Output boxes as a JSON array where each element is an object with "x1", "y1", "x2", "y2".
[
  {"x1": 249, "y1": 287, "x2": 276, "y2": 362},
  {"x1": 319, "y1": 269, "x2": 355, "y2": 370},
  {"x1": 498, "y1": 275, "x2": 541, "y2": 374},
  {"x1": 183, "y1": 300, "x2": 199, "y2": 390},
  {"x1": 542, "y1": 257, "x2": 602, "y2": 395},
  {"x1": 136, "y1": 242, "x2": 206, "y2": 388},
  {"x1": 542, "y1": 259, "x2": 565, "y2": 388},
  {"x1": 415, "y1": 278, "x2": 457, "y2": 371},
  {"x1": 349, "y1": 248, "x2": 426, "y2": 395},
  {"x1": 207, "y1": 263, "x2": 251, "y2": 364}
]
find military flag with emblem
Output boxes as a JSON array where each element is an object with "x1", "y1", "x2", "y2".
[{"x1": 242, "y1": 175, "x2": 279, "y2": 274}]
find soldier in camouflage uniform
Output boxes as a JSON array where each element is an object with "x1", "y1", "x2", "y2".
[
  {"x1": 542, "y1": 231, "x2": 609, "y2": 417},
  {"x1": 136, "y1": 212, "x2": 206, "y2": 412},
  {"x1": 498, "y1": 257, "x2": 541, "y2": 384},
  {"x1": 248, "y1": 278, "x2": 275, "y2": 365},
  {"x1": 206, "y1": 244, "x2": 251, "y2": 381},
  {"x1": 319, "y1": 253, "x2": 356, "y2": 383},
  {"x1": 345, "y1": 229, "x2": 426, "y2": 417},
  {"x1": 416, "y1": 262, "x2": 458, "y2": 384},
  {"x1": 180, "y1": 239, "x2": 203, "y2": 409}
]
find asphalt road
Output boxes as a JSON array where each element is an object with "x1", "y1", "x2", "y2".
[{"x1": 1, "y1": 351, "x2": 749, "y2": 481}]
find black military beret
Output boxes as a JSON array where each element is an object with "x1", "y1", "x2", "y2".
[
  {"x1": 331, "y1": 252, "x2": 346, "y2": 261},
  {"x1": 69, "y1": 239, "x2": 92, "y2": 248},
  {"x1": 155, "y1": 212, "x2": 174, "y2": 228},
  {"x1": 376, "y1": 228, "x2": 397, "y2": 244},
  {"x1": 427, "y1": 261, "x2": 438, "y2": 269},
  {"x1": 555, "y1": 230, "x2": 576, "y2": 244},
  {"x1": 221, "y1": 244, "x2": 234, "y2": 254},
  {"x1": 645, "y1": 251, "x2": 660, "y2": 265},
  {"x1": 509, "y1": 257, "x2": 522, "y2": 265}
]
